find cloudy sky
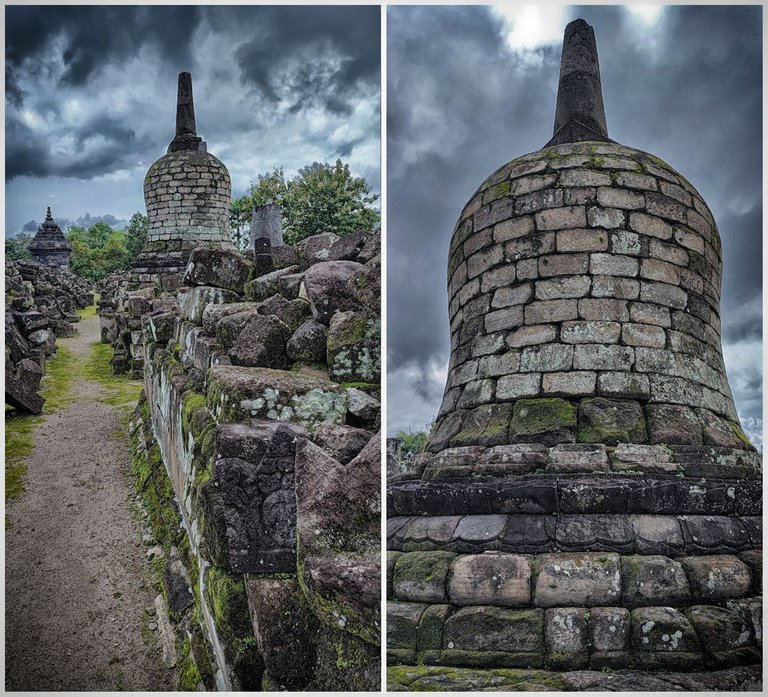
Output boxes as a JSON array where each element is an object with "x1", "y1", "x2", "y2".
[
  {"x1": 387, "y1": 4, "x2": 762, "y2": 446},
  {"x1": 5, "y1": 5, "x2": 380, "y2": 235}
]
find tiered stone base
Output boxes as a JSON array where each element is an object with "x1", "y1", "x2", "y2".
[{"x1": 387, "y1": 445, "x2": 762, "y2": 689}]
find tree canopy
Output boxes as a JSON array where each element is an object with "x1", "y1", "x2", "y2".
[
  {"x1": 231, "y1": 159, "x2": 380, "y2": 246},
  {"x1": 5, "y1": 232, "x2": 33, "y2": 261}
]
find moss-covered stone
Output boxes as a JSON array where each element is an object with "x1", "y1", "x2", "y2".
[
  {"x1": 510, "y1": 398, "x2": 577, "y2": 446},
  {"x1": 393, "y1": 551, "x2": 456, "y2": 603},
  {"x1": 578, "y1": 397, "x2": 647, "y2": 445}
]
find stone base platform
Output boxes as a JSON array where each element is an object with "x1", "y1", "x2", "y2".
[{"x1": 387, "y1": 664, "x2": 762, "y2": 692}]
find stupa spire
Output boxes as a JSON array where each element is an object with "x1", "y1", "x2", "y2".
[
  {"x1": 168, "y1": 72, "x2": 204, "y2": 153},
  {"x1": 546, "y1": 18, "x2": 611, "y2": 147}
]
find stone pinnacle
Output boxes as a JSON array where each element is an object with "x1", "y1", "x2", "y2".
[
  {"x1": 546, "y1": 18, "x2": 612, "y2": 147},
  {"x1": 168, "y1": 72, "x2": 204, "y2": 153}
]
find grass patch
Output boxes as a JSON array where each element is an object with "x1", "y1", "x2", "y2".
[
  {"x1": 84, "y1": 342, "x2": 143, "y2": 410},
  {"x1": 77, "y1": 303, "x2": 99, "y2": 321}
]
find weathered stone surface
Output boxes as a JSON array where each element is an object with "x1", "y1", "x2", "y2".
[
  {"x1": 621, "y1": 555, "x2": 690, "y2": 608},
  {"x1": 577, "y1": 397, "x2": 646, "y2": 444},
  {"x1": 179, "y1": 286, "x2": 239, "y2": 324},
  {"x1": 310, "y1": 422, "x2": 373, "y2": 464},
  {"x1": 509, "y1": 398, "x2": 577, "y2": 446},
  {"x1": 450, "y1": 403, "x2": 513, "y2": 449},
  {"x1": 201, "y1": 301, "x2": 260, "y2": 336},
  {"x1": 448, "y1": 553, "x2": 531, "y2": 607},
  {"x1": 630, "y1": 606, "x2": 702, "y2": 670},
  {"x1": 590, "y1": 606, "x2": 630, "y2": 651},
  {"x1": 244, "y1": 266, "x2": 300, "y2": 302},
  {"x1": 295, "y1": 232, "x2": 340, "y2": 269},
  {"x1": 545, "y1": 608, "x2": 589, "y2": 669},
  {"x1": 183, "y1": 246, "x2": 254, "y2": 292},
  {"x1": 326, "y1": 311, "x2": 380, "y2": 383},
  {"x1": 286, "y1": 318, "x2": 328, "y2": 363},
  {"x1": 303, "y1": 260, "x2": 367, "y2": 324},
  {"x1": 680, "y1": 556, "x2": 752, "y2": 603},
  {"x1": 534, "y1": 553, "x2": 621, "y2": 607},
  {"x1": 685, "y1": 605, "x2": 760, "y2": 668},
  {"x1": 228, "y1": 314, "x2": 291, "y2": 369},
  {"x1": 387, "y1": 602, "x2": 426, "y2": 657},
  {"x1": 346, "y1": 387, "x2": 380, "y2": 429},
  {"x1": 646, "y1": 404, "x2": 703, "y2": 445},
  {"x1": 394, "y1": 551, "x2": 455, "y2": 603}
]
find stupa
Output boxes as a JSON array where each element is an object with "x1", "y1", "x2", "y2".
[
  {"x1": 387, "y1": 19, "x2": 762, "y2": 690},
  {"x1": 27, "y1": 207, "x2": 72, "y2": 270}
]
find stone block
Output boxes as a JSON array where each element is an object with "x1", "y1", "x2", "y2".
[
  {"x1": 555, "y1": 513, "x2": 634, "y2": 552},
  {"x1": 685, "y1": 605, "x2": 760, "y2": 668},
  {"x1": 524, "y1": 299, "x2": 578, "y2": 324},
  {"x1": 534, "y1": 206, "x2": 586, "y2": 230},
  {"x1": 485, "y1": 305, "x2": 524, "y2": 332},
  {"x1": 612, "y1": 443, "x2": 677, "y2": 475},
  {"x1": 537, "y1": 253, "x2": 589, "y2": 277},
  {"x1": 590, "y1": 607, "x2": 630, "y2": 651},
  {"x1": 394, "y1": 551, "x2": 455, "y2": 603},
  {"x1": 450, "y1": 403, "x2": 513, "y2": 448},
  {"x1": 559, "y1": 170, "x2": 611, "y2": 187},
  {"x1": 496, "y1": 374, "x2": 541, "y2": 400},
  {"x1": 629, "y1": 211, "x2": 672, "y2": 239},
  {"x1": 494, "y1": 216, "x2": 535, "y2": 243},
  {"x1": 591, "y1": 274, "x2": 640, "y2": 299},
  {"x1": 560, "y1": 320, "x2": 620, "y2": 344},
  {"x1": 387, "y1": 602, "x2": 427, "y2": 654},
  {"x1": 573, "y1": 344, "x2": 634, "y2": 371},
  {"x1": 615, "y1": 172, "x2": 657, "y2": 191},
  {"x1": 679, "y1": 515, "x2": 751, "y2": 555},
  {"x1": 555, "y1": 228, "x2": 607, "y2": 252},
  {"x1": 727, "y1": 598, "x2": 762, "y2": 648},
  {"x1": 326, "y1": 311, "x2": 380, "y2": 383},
  {"x1": 587, "y1": 207, "x2": 626, "y2": 229},
  {"x1": 520, "y1": 344, "x2": 573, "y2": 372},
  {"x1": 303, "y1": 260, "x2": 367, "y2": 324},
  {"x1": 453, "y1": 515, "x2": 507, "y2": 548},
  {"x1": 578, "y1": 298, "x2": 629, "y2": 321},
  {"x1": 500, "y1": 515, "x2": 556, "y2": 553},
  {"x1": 597, "y1": 187, "x2": 645, "y2": 209},
  {"x1": 506, "y1": 324, "x2": 558, "y2": 348},
  {"x1": 630, "y1": 607, "x2": 702, "y2": 670},
  {"x1": 737, "y1": 550, "x2": 762, "y2": 595},
  {"x1": 640, "y1": 281, "x2": 687, "y2": 309},
  {"x1": 545, "y1": 608, "x2": 589, "y2": 669},
  {"x1": 480, "y1": 264, "x2": 516, "y2": 293},
  {"x1": 491, "y1": 283, "x2": 532, "y2": 308},
  {"x1": 505, "y1": 232, "x2": 556, "y2": 260},
  {"x1": 183, "y1": 247, "x2": 255, "y2": 292},
  {"x1": 533, "y1": 553, "x2": 621, "y2": 607},
  {"x1": 514, "y1": 188, "x2": 563, "y2": 215},
  {"x1": 509, "y1": 398, "x2": 576, "y2": 446},
  {"x1": 577, "y1": 397, "x2": 646, "y2": 445},
  {"x1": 621, "y1": 555, "x2": 691, "y2": 608},
  {"x1": 622, "y1": 322, "x2": 666, "y2": 348},
  {"x1": 179, "y1": 286, "x2": 239, "y2": 324},
  {"x1": 542, "y1": 371, "x2": 596, "y2": 397},
  {"x1": 455, "y1": 379, "x2": 494, "y2": 410},
  {"x1": 680, "y1": 556, "x2": 752, "y2": 603},
  {"x1": 416, "y1": 604, "x2": 452, "y2": 655},
  {"x1": 448, "y1": 553, "x2": 532, "y2": 607},
  {"x1": 610, "y1": 230, "x2": 641, "y2": 255},
  {"x1": 646, "y1": 404, "x2": 703, "y2": 445},
  {"x1": 535, "y1": 275, "x2": 591, "y2": 300},
  {"x1": 229, "y1": 314, "x2": 292, "y2": 369},
  {"x1": 442, "y1": 606, "x2": 544, "y2": 664},
  {"x1": 674, "y1": 227, "x2": 706, "y2": 254}
]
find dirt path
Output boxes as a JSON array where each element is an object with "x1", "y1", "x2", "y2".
[{"x1": 5, "y1": 311, "x2": 175, "y2": 691}]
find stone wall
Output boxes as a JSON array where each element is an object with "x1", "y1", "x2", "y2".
[
  {"x1": 430, "y1": 141, "x2": 748, "y2": 454},
  {"x1": 124, "y1": 230, "x2": 382, "y2": 690}
]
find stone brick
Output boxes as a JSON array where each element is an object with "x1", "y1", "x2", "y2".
[
  {"x1": 591, "y1": 607, "x2": 630, "y2": 651},
  {"x1": 641, "y1": 258, "x2": 680, "y2": 285},
  {"x1": 520, "y1": 344, "x2": 573, "y2": 372},
  {"x1": 509, "y1": 397, "x2": 576, "y2": 446},
  {"x1": 480, "y1": 263, "x2": 516, "y2": 293},
  {"x1": 629, "y1": 212, "x2": 673, "y2": 239},
  {"x1": 448, "y1": 553, "x2": 532, "y2": 607},
  {"x1": 577, "y1": 397, "x2": 646, "y2": 444},
  {"x1": 629, "y1": 302, "x2": 671, "y2": 327},
  {"x1": 545, "y1": 608, "x2": 589, "y2": 669},
  {"x1": 474, "y1": 197, "x2": 515, "y2": 231},
  {"x1": 631, "y1": 514, "x2": 684, "y2": 555},
  {"x1": 686, "y1": 208, "x2": 714, "y2": 241},
  {"x1": 646, "y1": 404, "x2": 703, "y2": 445},
  {"x1": 596, "y1": 372, "x2": 651, "y2": 400},
  {"x1": 485, "y1": 305, "x2": 524, "y2": 333},
  {"x1": 387, "y1": 601, "x2": 427, "y2": 653},
  {"x1": 558, "y1": 169, "x2": 612, "y2": 187},
  {"x1": 510, "y1": 173, "x2": 557, "y2": 196},
  {"x1": 630, "y1": 607, "x2": 702, "y2": 670},
  {"x1": 451, "y1": 403, "x2": 515, "y2": 449},
  {"x1": 640, "y1": 281, "x2": 687, "y2": 309},
  {"x1": 597, "y1": 187, "x2": 645, "y2": 209},
  {"x1": 478, "y1": 351, "x2": 520, "y2": 378},
  {"x1": 496, "y1": 374, "x2": 541, "y2": 400},
  {"x1": 556, "y1": 228, "x2": 608, "y2": 252},
  {"x1": 515, "y1": 258, "x2": 538, "y2": 280},
  {"x1": 394, "y1": 552, "x2": 456, "y2": 603},
  {"x1": 506, "y1": 324, "x2": 558, "y2": 348},
  {"x1": 542, "y1": 371, "x2": 596, "y2": 397},
  {"x1": 578, "y1": 298, "x2": 629, "y2": 322},
  {"x1": 587, "y1": 206, "x2": 626, "y2": 229},
  {"x1": 674, "y1": 226, "x2": 705, "y2": 254},
  {"x1": 535, "y1": 206, "x2": 586, "y2": 230},
  {"x1": 504, "y1": 232, "x2": 556, "y2": 259},
  {"x1": 533, "y1": 553, "x2": 621, "y2": 607},
  {"x1": 455, "y1": 379, "x2": 494, "y2": 410},
  {"x1": 590, "y1": 275, "x2": 640, "y2": 299},
  {"x1": 535, "y1": 276, "x2": 591, "y2": 300},
  {"x1": 646, "y1": 192, "x2": 688, "y2": 223},
  {"x1": 686, "y1": 605, "x2": 760, "y2": 669},
  {"x1": 467, "y1": 245, "x2": 503, "y2": 279},
  {"x1": 515, "y1": 188, "x2": 564, "y2": 215},
  {"x1": 537, "y1": 253, "x2": 589, "y2": 277},
  {"x1": 563, "y1": 187, "x2": 597, "y2": 205},
  {"x1": 589, "y1": 253, "x2": 638, "y2": 277},
  {"x1": 622, "y1": 323, "x2": 666, "y2": 348},
  {"x1": 621, "y1": 555, "x2": 691, "y2": 608},
  {"x1": 727, "y1": 597, "x2": 762, "y2": 648},
  {"x1": 524, "y1": 299, "x2": 578, "y2": 324},
  {"x1": 680, "y1": 556, "x2": 753, "y2": 603},
  {"x1": 660, "y1": 181, "x2": 693, "y2": 207},
  {"x1": 494, "y1": 216, "x2": 535, "y2": 243},
  {"x1": 561, "y1": 320, "x2": 620, "y2": 344},
  {"x1": 649, "y1": 239, "x2": 689, "y2": 266},
  {"x1": 573, "y1": 344, "x2": 634, "y2": 371},
  {"x1": 610, "y1": 230, "x2": 641, "y2": 255},
  {"x1": 491, "y1": 283, "x2": 532, "y2": 309},
  {"x1": 615, "y1": 172, "x2": 658, "y2": 191},
  {"x1": 612, "y1": 443, "x2": 677, "y2": 474}
]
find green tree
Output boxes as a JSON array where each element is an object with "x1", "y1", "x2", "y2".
[
  {"x1": 397, "y1": 423, "x2": 433, "y2": 464},
  {"x1": 66, "y1": 222, "x2": 132, "y2": 282},
  {"x1": 231, "y1": 159, "x2": 379, "y2": 245},
  {"x1": 124, "y1": 212, "x2": 148, "y2": 260},
  {"x1": 5, "y1": 232, "x2": 32, "y2": 261}
]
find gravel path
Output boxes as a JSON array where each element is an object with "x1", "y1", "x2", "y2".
[{"x1": 5, "y1": 311, "x2": 175, "y2": 691}]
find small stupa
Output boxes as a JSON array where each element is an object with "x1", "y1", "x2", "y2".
[{"x1": 27, "y1": 207, "x2": 72, "y2": 270}]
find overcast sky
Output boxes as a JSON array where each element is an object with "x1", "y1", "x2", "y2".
[
  {"x1": 387, "y1": 4, "x2": 762, "y2": 447},
  {"x1": 5, "y1": 5, "x2": 380, "y2": 235}
]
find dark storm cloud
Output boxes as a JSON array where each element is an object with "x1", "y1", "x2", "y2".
[
  {"x1": 233, "y1": 6, "x2": 380, "y2": 114},
  {"x1": 387, "y1": 5, "x2": 761, "y2": 433}
]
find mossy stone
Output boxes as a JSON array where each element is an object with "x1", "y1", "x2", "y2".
[
  {"x1": 393, "y1": 551, "x2": 456, "y2": 603},
  {"x1": 577, "y1": 397, "x2": 647, "y2": 445},
  {"x1": 510, "y1": 398, "x2": 577, "y2": 446}
]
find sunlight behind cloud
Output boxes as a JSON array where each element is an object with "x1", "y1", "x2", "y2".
[
  {"x1": 492, "y1": 4, "x2": 567, "y2": 51},
  {"x1": 626, "y1": 5, "x2": 665, "y2": 26}
]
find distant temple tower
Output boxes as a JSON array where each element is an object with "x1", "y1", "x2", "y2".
[
  {"x1": 134, "y1": 72, "x2": 233, "y2": 285},
  {"x1": 387, "y1": 19, "x2": 761, "y2": 686},
  {"x1": 27, "y1": 207, "x2": 72, "y2": 270}
]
